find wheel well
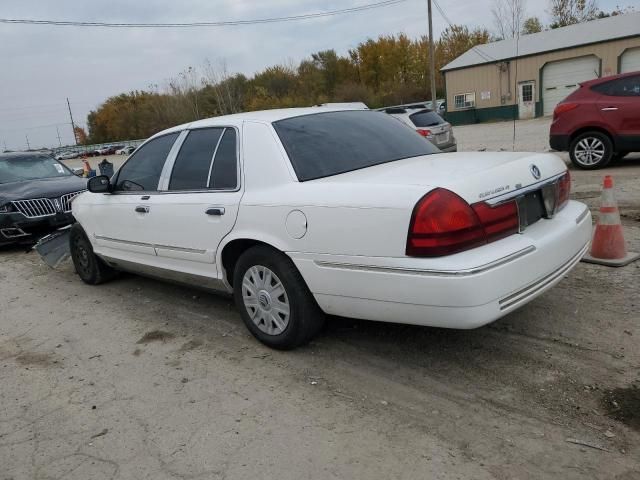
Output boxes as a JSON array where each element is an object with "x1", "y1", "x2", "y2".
[
  {"x1": 570, "y1": 127, "x2": 615, "y2": 149},
  {"x1": 220, "y1": 239, "x2": 277, "y2": 287}
]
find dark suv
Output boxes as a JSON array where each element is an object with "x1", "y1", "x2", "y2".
[
  {"x1": 550, "y1": 71, "x2": 640, "y2": 169},
  {"x1": 0, "y1": 153, "x2": 87, "y2": 246}
]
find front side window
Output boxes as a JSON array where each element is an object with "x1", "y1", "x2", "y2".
[
  {"x1": 0, "y1": 155, "x2": 71, "y2": 184},
  {"x1": 454, "y1": 93, "x2": 475, "y2": 109},
  {"x1": 273, "y1": 110, "x2": 437, "y2": 182},
  {"x1": 114, "y1": 133, "x2": 179, "y2": 192},
  {"x1": 592, "y1": 76, "x2": 640, "y2": 97},
  {"x1": 168, "y1": 127, "x2": 238, "y2": 191}
]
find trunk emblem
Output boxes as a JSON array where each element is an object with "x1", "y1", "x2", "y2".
[{"x1": 530, "y1": 164, "x2": 541, "y2": 180}]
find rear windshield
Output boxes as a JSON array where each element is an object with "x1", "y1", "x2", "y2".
[
  {"x1": 409, "y1": 109, "x2": 444, "y2": 127},
  {"x1": 273, "y1": 110, "x2": 437, "y2": 181}
]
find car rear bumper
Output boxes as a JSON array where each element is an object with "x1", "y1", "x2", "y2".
[
  {"x1": 438, "y1": 143, "x2": 457, "y2": 153},
  {"x1": 549, "y1": 134, "x2": 570, "y2": 152},
  {"x1": 289, "y1": 200, "x2": 591, "y2": 329},
  {"x1": 0, "y1": 211, "x2": 75, "y2": 244}
]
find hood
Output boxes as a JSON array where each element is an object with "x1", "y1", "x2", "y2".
[{"x1": 0, "y1": 175, "x2": 87, "y2": 205}]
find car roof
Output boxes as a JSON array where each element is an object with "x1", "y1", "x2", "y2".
[
  {"x1": 581, "y1": 71, "x2": 640, "y2": 87},
  {"x1": 153, "y1": 106, "x2": 375, "y2": 138}
]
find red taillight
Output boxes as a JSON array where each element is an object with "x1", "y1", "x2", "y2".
[
  {"x1": 557, "y1": 170, "x2": 571, "y2": 211},
  {"x1": 406, "y1": 188, "x2": 519, "y2": 257},
  {"x1": 416, "y1": 128, "x2": 432, "y2": 137},
  {"x1": 553, "y1": 102, "x2": 578, "y2": 118}
]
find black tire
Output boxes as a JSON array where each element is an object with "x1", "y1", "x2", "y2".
[
  {"x1": 233, "y1": 245, "x2": 325, "y2": 350},
  {"x1": 569, "y1": 131, "x2": 613, "y2": 170},
  {"x1": 69, "y1": 224, "x2": 116, "y2": 285}
]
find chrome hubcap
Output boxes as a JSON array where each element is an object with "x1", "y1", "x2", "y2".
[
  {"x1": 575, "y1": 137, "x2": 605, "y2": 165},
  {"x1": 242, "y1": 266, "x2": 290, "y2": 336}
]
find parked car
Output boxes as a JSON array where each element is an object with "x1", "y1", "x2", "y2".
[
  {"x1": 115, "y1": 146, "x2": 136, "y2": 155},
  {"x1": 69, "y1": 108, "x2": 590, "y2": 349},
  {"x1": 55, "y1": 151, "x2": 79, "y2": 161},
  {"x1": 550, "y1": 71, "x2": 640, "y2": 169},
  {"x1": 104, "y1": 145, "x2": 124, "y2": 155},
  {"x1": 0, "y1": 153, "x2": 86, "y2": 246},
  {"x1": 377, "y1": 104, "x2": 457, "y2": 152}
]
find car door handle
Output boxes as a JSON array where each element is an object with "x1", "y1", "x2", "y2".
[
  {"x1": 135, "y1": 206, "x2": 149, "y2": 213},
  {"x1": 601, "y1": 107, "x2": 618, "y2": 111},
  {"x1": 205, "y1": 207, "x2": 225, "y2": 216}
]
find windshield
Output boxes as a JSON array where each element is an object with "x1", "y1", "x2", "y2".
[
  {"x1": 273, "y1": 110, "x2": 438, "y2": 181},
  {"x1": 0, "y1": 155, "x2": 72, "y2": 184},
  {"x1": 409, "y1": 109, "x2": 444, "y2": 127}
]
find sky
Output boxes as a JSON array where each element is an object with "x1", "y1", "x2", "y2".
[{"x1": 0, "y1": 0, "x2": 629, "y2": 150}]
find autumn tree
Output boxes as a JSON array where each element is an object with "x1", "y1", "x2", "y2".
[
  {"x1": 492, "y1": 0, "x2": 527, "y2": 38},
  {"x1": 73, "y1": 126, "x2": 88, "y2": 145},
  {"x1": 549, "y1": 0, "x2": 599, "y2": 28},
  {"x1": 522, "y1": 16, "x2": 543, "y2": 34}
]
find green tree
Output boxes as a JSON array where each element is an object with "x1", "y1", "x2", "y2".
[{"x1": 522, "y1": 16, "x2": 543, "y2": 34}]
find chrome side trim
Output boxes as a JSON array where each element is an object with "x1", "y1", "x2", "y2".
[
  {"x1": 95, "y1": 235, "x2": 207, "y2": 255},
  {"x1": 206, "y1": 128, "x2": 226, "y2": 188},
  {"x1": 154, "y1": 244, "x2": 207, "y2": 254},
  {"x1": 98, "y1": 255, "x2": 229, "y2": 293},
  {"x1": 498, "y1": 242, "x2": 588, "y2": 310},
  {"x1": 94, "y1": 235, "x2": 152, "y2": 249},
  {"x1": 575, "y1": 206, "x2": 590, "y2": 225},
  {"x1": 314, "y1": 246, "x2": 536, "y2": 277}
]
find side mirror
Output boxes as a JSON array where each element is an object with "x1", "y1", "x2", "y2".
[{"x1": 87, "y1": 175, "x2": 111, "y2": 193}]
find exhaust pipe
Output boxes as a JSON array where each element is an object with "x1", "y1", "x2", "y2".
[{"x1": 1, "y1": 227, "x2": 30, "y2": 239}]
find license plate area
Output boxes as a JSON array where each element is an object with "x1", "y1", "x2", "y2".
[
  {"x1": 516, "y1": 190, "x2": 545, "y2": 231},
  {"x1": 435, "y1": 132, "x2": 449, "y2": 144}
]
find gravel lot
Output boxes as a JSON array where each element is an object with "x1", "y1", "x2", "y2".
[{"x1": 2, "y1": 118, "x2": 639, "y2": 479}]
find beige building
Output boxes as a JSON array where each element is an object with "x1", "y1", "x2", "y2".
[{"x1": 441, "y1": 12, "x2": 640, "y2": 125}]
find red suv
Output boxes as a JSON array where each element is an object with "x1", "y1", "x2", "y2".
[{"x1": 549, "y1": 71, "x2": 640, "y2": 169}]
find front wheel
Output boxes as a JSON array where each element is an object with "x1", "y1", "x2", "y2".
[
  {"x1": 569, "y1": 131, "x2": 613, "y2": 169},
  {"x1": 69, "y1": 224, "x2": 116, "y2": 285},
  {"x1": 233, "y1": 246, "x2": 325, "y2": 350}
]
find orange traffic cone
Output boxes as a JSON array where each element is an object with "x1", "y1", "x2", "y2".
[
  {"x1": 82, "y1": 159, "x2": 91, "y2": 178},
  {"x1": 582, "y1": 175, "x2": 639, "y2": 267}
]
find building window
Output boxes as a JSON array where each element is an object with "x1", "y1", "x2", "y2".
[
  {"x1": 522, "y1": 84, "x2": 533, "y2": 102},
  {"x1": 454, "y1": 92, "x2": 475, "y2": 109}
]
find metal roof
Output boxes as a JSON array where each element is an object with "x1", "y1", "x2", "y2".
[{"x1": 442, "y1": 12, "x2": 640, "y2": 72}]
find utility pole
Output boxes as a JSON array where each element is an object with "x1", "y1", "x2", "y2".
[
  {"x1": 427, "y1": 0, "x2": 437, "y2": 110},
  {"x1": 56, "y1": 126, "x2": 63, "y2": 147},
  {"x1": 25, "y1": 134, "x2": 30, "y2": 150},
  {"x1": 66, "y1": 97, "x2": 78, "y2": 145}
]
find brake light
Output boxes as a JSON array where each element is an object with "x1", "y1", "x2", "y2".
[
  {"x1": 416, "y1": 128, "x2": 432, "y2": 137},
  {"x1": 553, "y1": 102, "x2": 578, "y2": 118},
  {"x1": 557, "y1": 170, "x2": 571, "y2": 211},
  {"x1": 406, "y1": 189, "x2": 519, "y2": 257}
]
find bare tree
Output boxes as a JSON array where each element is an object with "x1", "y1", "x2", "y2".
[
  {"x1": 548, "y1": 0, "x2": 599, "y2": 28},
  {"x1": 492, "y1": 0, "x2": 527, "y2": 39}
]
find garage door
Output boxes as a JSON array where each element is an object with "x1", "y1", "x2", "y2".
[
  {"x1": 620, "y1": 47, "x2": 640, "y2": 73},
  {"x1": 542, "y1": 56, "x2": 599, "y2": 116}
]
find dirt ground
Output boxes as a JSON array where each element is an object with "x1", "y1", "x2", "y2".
[{"x1": 3, "y1": 118, "x2": 640, "y2": 479}]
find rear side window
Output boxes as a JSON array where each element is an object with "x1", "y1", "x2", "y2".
[
  {"x1": 273, "y1": 110, "x2": 437, "y2": 182},
  {"x1": 409, "y1": 110, "x2": 444, "y2": 127},
  {"x1": 169, "y1": 128, "x2": 223, "y2": 190},
  {"x1": 209, "y1": 129, "x2": 238, "y2": 189},
  {"x1": 115, "y1": 133, "x2": 178, "y2": 191},
  {"x1": 592, "y1": 76, "x2": 640, "y2": 97},
  {"x1": 169, "y1": 127, "x2": 238, "y2": 191}
]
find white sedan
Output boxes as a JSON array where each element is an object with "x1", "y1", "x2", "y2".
[{"x1": 70, "y1": 107, "x2": 591, "y2": 349}]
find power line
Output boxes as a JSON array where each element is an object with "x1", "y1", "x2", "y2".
[
  {"x1": 432, "y1": 0, "x2": 454, "y2": 29},
  {"x1": 0, "y1": 0, "x2": 408, "y2": 28}
]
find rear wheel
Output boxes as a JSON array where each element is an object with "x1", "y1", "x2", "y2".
[
  {"x1": 233, "y1": 246, "x2": 325, "y2": 350},
  {"x1": 69, "y1": 224, "x2": 116, "y2": 285},
  {"x1": 569, "y1": 131, "x2": 613, "y2": 169}
]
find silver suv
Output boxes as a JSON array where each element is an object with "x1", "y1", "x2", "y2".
[{"x1": 377, "y1": 104, "x2": 457, "y2": 152}]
